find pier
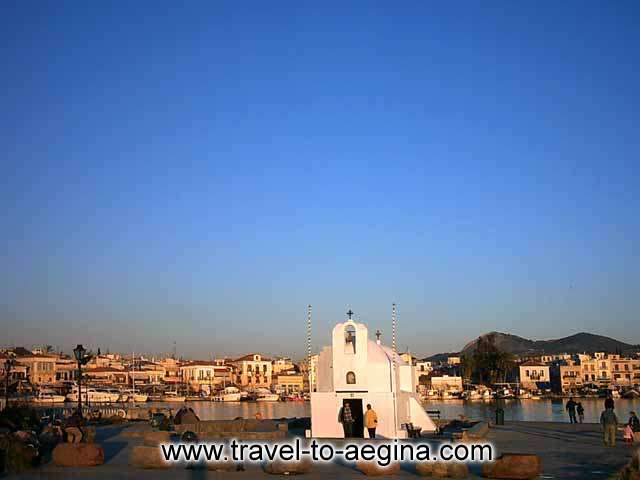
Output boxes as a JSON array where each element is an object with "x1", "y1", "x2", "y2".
[{"x1": 5, "y1": 420, "x2": 638, "y2": 479}]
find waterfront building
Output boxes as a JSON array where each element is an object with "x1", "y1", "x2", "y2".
[
  {"x1": 231, "y1": 354, "x2": 273, "y2": 388},
  {"x1": 15, "y1": 354, "x2": 58, "y2": 385},
  {"x1": 272, "y1": 357, "x2": 295, "y2": 374},
  {"x1": 447, "y1": 356, "x2": 461, "y2": 365},
  {"x1": 85, "y1": 367, "x2": 128, "y2": 384},
  {"x1": 179, "y1": 361, "x2": 231, "y2": 394},
  {"x1": 550, "y1": 360, "x2": 583, "y2": 394},
  {"x1": 274, "y1": 372, "x2": 304, "y2": 394},
  {"x1": 54, "y1": 357, "x2": 78, "y2": 383},
  {"x1": 310, "y1": 312, "x2": 436, "y2": 438},
  {"x1": 157, "y1": 357, "x2": 181, "y2": 383},
  {"x1": 519, "y1": 361, "x2": 550, "y2": 391},
  {"x1": 429, "y1": 375, "x2": 463, "y2": 393},
  {"x1": 88, "y1": 353, "x2": 123, "y2": 370}
]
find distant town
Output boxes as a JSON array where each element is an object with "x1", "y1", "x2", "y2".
[{"x1": 2, "y1": 332, "x2": 639, "y2": 403}]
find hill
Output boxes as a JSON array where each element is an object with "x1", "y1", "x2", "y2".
[{"x1": 425, "y1": 332, "x2": 638, "y2": 360}]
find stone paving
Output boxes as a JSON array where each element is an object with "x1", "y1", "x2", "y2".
[{"x1": 6, "y1": 421, "x2": 638, "y2": 479}]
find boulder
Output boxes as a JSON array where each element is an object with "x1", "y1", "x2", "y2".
[
  {"x1": 207, "y1": 458, "x2": 240, "y2": 472},
  {"x1": 415, "y1": 461, "x2": 448, "y2": 477},
  {"x1": 52, "y1": 443, "x2": 105, "y2": 467},
  {"x1": 447, "y1": 462, "x2": 470, "y2": 478},
  {"x1": 129, "y1": 445, "x2": 172, "y2": 469},
  {"x1": 356, "y1": 460, "x2": 401, "y2": 476},
  {"x1": 143, "y1": 431, "x2": 172, "y2": 446},
  {"x1": 264, "y1": 458, "x2": 313, "y2": 475},
  {"x1": 482, "y1": 453, "x2": 541, "y2": 479},
  {"x1": 2, "y1": 437, "x2": 39, "y2": 473}
]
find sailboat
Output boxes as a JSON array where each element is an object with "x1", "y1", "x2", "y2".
[{"x1": 120, "y1": 353, "x2": 148, "y2": 402}]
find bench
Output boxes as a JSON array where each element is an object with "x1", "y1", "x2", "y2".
[{"x1": 402, "y1": 422, "x2": 422, "y2": 438}]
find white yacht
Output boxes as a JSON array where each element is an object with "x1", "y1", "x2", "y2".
[
  {"x1": 162, "y1": 391, "x2": 186, "y2": 402},
  {"x1": 212, "y1": 386, "x2": 242, "y2": 402},
  {"x1": 66, "y1": 386, "x2": 120, "y2": 403},
  {"x1": 255, "y1": 388, "x2": 279, "y2": 402},
  {"x1": 119, "y1": 389, "x2": 149, "y2": 403},
  {"x1": 32, "y1": 389, "x2": 66, "y2": 403}
]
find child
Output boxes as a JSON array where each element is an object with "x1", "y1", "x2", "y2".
[
  {"x1": 577, "y1": 402, "x2": 585, "y2": 424},
  {"x1": 623, "y1": 423, "x2": 634, "y2": 445}
]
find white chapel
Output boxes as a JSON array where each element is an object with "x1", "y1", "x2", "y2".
[{"x1": 310, "y1": 311, "x2": 437, "y2": 438}]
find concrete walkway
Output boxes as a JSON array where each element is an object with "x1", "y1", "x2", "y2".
[{"x1": 6, "y1": 422, "x2": 638, "y2": 479}]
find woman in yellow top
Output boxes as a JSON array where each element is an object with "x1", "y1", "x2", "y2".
[{"x1": 364, "y1": 404, "x2": 378, "y2": 439}]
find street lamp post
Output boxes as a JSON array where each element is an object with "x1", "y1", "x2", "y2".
[{"x1": 73, "y1": 344, "x2": 87, "y2": 416}]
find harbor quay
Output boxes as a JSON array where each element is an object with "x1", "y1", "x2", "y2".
[{"x1": 4, "y1": 418, "x2": 639, "y2": 479}]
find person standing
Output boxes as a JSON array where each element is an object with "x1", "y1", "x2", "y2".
[
  {"x1": 628, "y1": 411, "x2": 639, "y2": 432},
  {"x1": 628, "y1": 411, "x2": 640, "y2": 443},
  {"x1": 604, "y1": 393, "x2": 615, "y2": 411},
  {"x1": 364, "y1": 404, "x2": 378, "y2": 439},
  {"x1": 339, "y1": 403, "x2": 354, "y2": 438},
  {"x1": 576, "y1": 402, "x2": 585, "y2": 424},
  {"x1": 565, "y1": 397, "x2": 578, "y2": 423},
  {"x1": 600, "y1": 407, "x2": 618, "y2": 447}
]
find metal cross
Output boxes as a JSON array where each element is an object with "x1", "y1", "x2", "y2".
[
  {"x1": 375, "y1": 329, "x2": 382, "y2": 340},
  {"x1": 346, "y1": 309, "x2": 354, "y2": 320}
]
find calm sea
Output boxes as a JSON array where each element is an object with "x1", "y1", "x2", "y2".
[{"x1": 151, "y1": 397, "x2": 640, "y2": 424}]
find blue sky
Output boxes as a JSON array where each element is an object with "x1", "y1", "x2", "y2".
[{"x1": 1, "y1": 2, "x2": 639, "y2": 359}]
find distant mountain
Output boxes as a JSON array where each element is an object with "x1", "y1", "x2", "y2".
[{"x1": 425, "y1": 331, "x2": 638, "y2": 360}]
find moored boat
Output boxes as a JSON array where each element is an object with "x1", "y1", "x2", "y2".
[
  {"x1": 255, "y1": 388, "x2": 279, "y2": 402},
  {"x1": 212, "y1": 386, "x2": 242, "y2": 402},
  {"x1": 32, "y1": 389, "x2": 66, "y2": 403}
]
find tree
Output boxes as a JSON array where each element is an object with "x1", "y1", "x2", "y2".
[{"x1": 466, "y1": 334, "x2": 515, "y2": 385}]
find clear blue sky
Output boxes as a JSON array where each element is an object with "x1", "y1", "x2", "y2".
[{"x1": 1, "y1": 1, "x2": 639, "y2": 359}]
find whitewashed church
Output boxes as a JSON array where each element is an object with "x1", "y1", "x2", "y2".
[{"x1": 310, "y1": 311, "x2": 437, "y2": 438}]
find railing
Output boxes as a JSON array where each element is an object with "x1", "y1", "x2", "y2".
[{"x1": 32, "y1": 404, "x2": 128, "y2": 420}]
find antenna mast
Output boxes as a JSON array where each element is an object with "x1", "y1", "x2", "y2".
[
  {"x1": 391, "y1": 303, "x2": 398, "y2": 437},
  {"x1": 307, "y1": 304, "x2": 312, "y2": 392}
]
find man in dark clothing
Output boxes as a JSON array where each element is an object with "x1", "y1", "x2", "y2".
[
  {"x1": 604, "y1": 394, "x2": 615, "y2": 410},
  {"x1": 566, "y1": 397, "x2": 578, "y2": 423},
  {"x1": 629, "y1": 411, "x2": 640, "y2": 433},
  {"x1": 338, "y1": 403, "x2": 354, "y2": 438}
]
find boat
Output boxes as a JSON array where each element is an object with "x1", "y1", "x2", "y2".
[
  {"x1": 255, "y1": 388, "x2": 279, "y2": 402},
  {"x1": 119, "y1": 389, "x2": 148, "y2": 403},
  {"x1": 462, "y1": 390, "x2": 482, "y2": 400},
  {"x1": 212, "y1": 386, "x2": 242, "y2": 402},
  {"x1": 32, "y1": 389, "x2": 66, "y2": 403},
  {"x1": 622, "y1": 389, "x2": 640, "y2": 399},
  {"x1": 162, "y1": 391, "x2": 186, "y2": 402},
  {"x1": 123, "y1": 353, "x2": 149, "y2": 402},
  {"x1": 66, "y1": 386, "x2": 120, "y2": 403}
]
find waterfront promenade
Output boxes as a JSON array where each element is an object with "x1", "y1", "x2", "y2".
[{"x1": 6, "y1": 421, "x2": 637, "y2": 479}]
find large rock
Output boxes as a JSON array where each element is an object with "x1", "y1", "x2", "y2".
[
  {"x1": 143, "y1": 431, "x2": 172, "y2": 446},
  {"x1": 52, "y1": 443, "x2": 105, "y2": 467},
  {"x1": 482, "y1": 453, "x2": 541, "y2": 479},
  {"x1": 415, "y1": 461, "x2": 448, "y2": 477},
  {"x1": 447, "y1": 462, "x2": 470, "y2": 478},
  {"x1": 264, "y1": 458, "x2": 312, "y2": 475},
  {"x1": 207, "y1": 458, "x2": 240, "y2": 472},
  {"x1": 129, "y1": 445, "x2": 172, "y2": 469},
  {"x1": 356, "y1": 461, "x2": 401, "y2": 476}
]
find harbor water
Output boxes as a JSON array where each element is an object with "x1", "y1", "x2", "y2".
[{"x1": 149, "y1": 398, "x2": 640, "y2": 424}]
